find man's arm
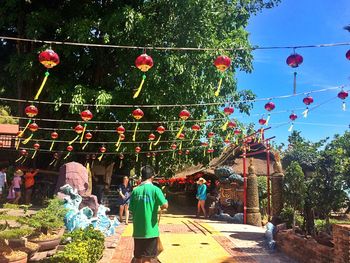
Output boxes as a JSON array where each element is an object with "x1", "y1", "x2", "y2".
[{"x1": 156, "y1": 188, "x2": 168, "y2": 210}]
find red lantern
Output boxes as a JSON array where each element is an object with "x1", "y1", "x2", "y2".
[
  {"x1": 51, "y1": 132, "x2": 58, "y2": 140},
  {"x1": 25, "y1": 105, "x2": 38, "y2": 118},
  {"x1": 20, "y1": 149, "x2": 27, "y2": 156},
  {"x1": 213, "y1": 55, "x2": 231, "y2": 96},
  {"x1": 34, "y1": 143, "x2": 40, "y2": 150},
  {"x1": 179, "y1": 109, "x2": 190, "y2": 120},
  {"x1": 16, "y1": 148, "x2": 29, "y2": 162},
  {"x1": 191, "y1": 124, "x2": 201, "y2": 132},
  {"x1": 208, "y1": 132, "x2": 215, "y2": 138},
  {"x1": 201, "y1": 142, "x2": 208, "y2": 147},
  {"x1": 146, "y1": 152, "x2": 152, "y2": 158},
  {"x1": 207, "y1": 148, "x2": 214, "y2": 154},
  {"x1": 224, "y1": 106, "x2": 234, "y2": 115},
  {"x1": 171, "y1": 143, "x2": 177, "y2": 150},
  {"x1": 119, "y1": 154, "x2": 124, "y2": 160},
  {"x1": 132, "y1": 108, "x2": 144, "y2": 120},
  {"x1": 234, "y1": 129, "x2": 241, "y2": 135},
  {"x1": 135, "y1": 146, "x2": 141, "y2": 153},
  {"x1": 176, "y1": 110, "x2": 190, "y2": 138},
  {"x1": 338, "y1": 90, "x2": 349, "y2": 110},
  {"x1": 67, "y1": 145, "x2": 73, "y2": 152},
  {"x1": 302, "y1": 96, "x2": 314, "y2": 118},
  {"x1": 75, "y1": 124, "x2": 84, "y2": 134},
  {"x1": 227, "y1": 121, "x2": 236, "y2": 129},
  {"x1": 156, "y1": 126, "x2": 165, "y2": 134},
  {"x1": 224, "y1": 139, "x2": 230, "y2": 144},
  {"x1": 185, "y1": 150, "x2": 190, "y2": 155},
  {"x1": 265, "y1": 102, "x2": 275, "y2": 111},
  {"x1": 178, "y1": 133, "x2": 185, "y2": 140},
  {"x1": 149, "y1": 133, "x2": 156, "y2": 141},
  {"x1": 39, "y1": 49, "x2": 60, "y2": 68},
  {"x1": 289, "y1": 113, "x2": 297, "y2": 121},
  {"x1": 286, "y1": 53, "x2": 303, "y2": 68},
  {"x1": 134, "y1": 53, "x2": 154, "y2": 98},
  {"x1": 29, "y1": 123, "x2": 39, "y2": 132},
  {"x1": 346, "y1": 50, "x2": 350, "y2": 60},
  {"x1": 85, "y1": 132, "x2": 93, "y2": 140},
  {"x1": 100, "y1": 146, "x2": 106, "y2": 153},
  {"x1": 259, "y1": 118, "x2": 267, "y2": 125},
  {"x1": 117, "y1": 125, "x2": 126, "y2": 134},
  {"x1": 178, "y1": 150, "x2": 183, "y2": 155},
  {"x1": 35, "y1": 49, "x2": 60, "y2": 100},
  {"x1": 81, "y1": 110, "x2": 93, "y2": 121}
]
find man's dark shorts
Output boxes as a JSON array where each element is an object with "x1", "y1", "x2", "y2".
[{"x1": 134, "y1": 237, "x2": 158, "y2": 258}]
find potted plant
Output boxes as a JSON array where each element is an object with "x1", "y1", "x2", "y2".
[{"x1": 18, "y1": 198, "x2": 67, "y2": 252}]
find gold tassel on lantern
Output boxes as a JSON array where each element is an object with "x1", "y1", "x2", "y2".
[
  {"x1": 97, "y1": 154, "x2": 104, "y2": 162},
  {"x1": 154, "y1": 135, "x2": 161, "y2": 146},
  {"x1": 214, "y1": 74, "x2": 224, "y2": 97},
  {"x1": 22, "y1": 134, "x2": 33, "y2": 145},
  {"x1": 69, "y1": 135, "x2": 80, "y2": 145},
  {"x1": 63, "y1": 152, "x2": 71, "y2": 160},
  {"x1": 15, "y1": 156, "x2": 24, "y2": 163},
  {"x1": 176, "y1": 123, "x2": 185, "y2": 139},
  {"x1": 49, "y1": 140, "x2": 56, "y2": 151},
  {"x1": 31, "y1": 150, "x2": 38, "y2": 159},
  {"x1": 133, "y1": 75, "x2": 146, "y2": 99},
  {"x1": 79, "y1": 124, "x2": 87, "y2": 144},
  {"x1": 82, "y1": 141, "x2": 89, "y2": 150},
  {"x1": 34, "y1": 72, "x2": 50, "y2": 100},
  {"x1": 132, "y1": 123, "x2": 139, "y2": 142},
  {"x1": 19, "y1": 120, "x2": 32, "y2": 137}
]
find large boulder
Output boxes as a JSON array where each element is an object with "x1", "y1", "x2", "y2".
[{"x1": 55, "y1": 162, "x2": 89, "y2": 195}]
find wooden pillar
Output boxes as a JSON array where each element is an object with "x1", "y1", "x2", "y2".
[{"x1": 246, "y1": 158, "x2": 262, "y2": 227}]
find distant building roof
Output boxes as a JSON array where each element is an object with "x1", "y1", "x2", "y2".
[{"x1": 0, "y1": 124, "x2": 19, "y2": 134}]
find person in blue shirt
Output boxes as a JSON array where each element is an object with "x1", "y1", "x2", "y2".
[
  {"x1": 117, "y1": 176, "x2": 132, "y2": 224},
  {"x1": 196, "y1": 177, "x2": 207, "y2": 218}
]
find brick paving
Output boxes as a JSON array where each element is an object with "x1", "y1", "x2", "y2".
[{"x1": 105, "y1": 213, "x2": 294, "y2": 263}]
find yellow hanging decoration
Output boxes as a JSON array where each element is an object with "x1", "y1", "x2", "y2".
[
  {"x1": 179, "y1": 141, "x2": 183, "y2": 150},
  {"x1": 222, "y1": 120, "x2": 229, "y2": 131},
  {"x1": 132, "y1": 123, "x2": 139, "y2": 142},
  {"x1": 176, "y1": 123, "x2": 185, "y2": 139},
  {"x1": 15, "y1": 156, "x2": 23, "y2": 163},
  {"x1": 15, "y1": 139, "x2": 21, "y2": 150},
  {"x1": 63, "y1": 152, "x2": 71, "y2": 160},
  {"x1": 31, "y1": 150, "x2": 38, "y2": 159},
  {"x1": 34, "y1": 72, "x2": 50, "y2": 100},
  {"x1": 97, "y1": 154, "x2": 104, "y2": 162},
  {"x1": 79, "y1": 123, "x2": 87, "y2": 144},
  {"x1": 22, "y1": 134, "x2": 33, "y2": 145},
  {"x1": 49, "y1": 140, "x2": 55, "y2": 151},
  {"x1": 69, "y1": 135, "x2": 80, "y2": 145},
  {"x1": 214, "y1": 75, "x2": 224, "y2": 97},
  {"x1": 82, "y1": 141, "x2": 89, "y2": 150},
  {"x1": 136, "y1": 154, "x2": 139, "y2": 162},
  {"x1": 49, "y1": 158, "x2": 56, "y2": 166},
  {"x1": 19, "y1": 120, "x2": 32, "y2": 137},
  {"x1": 154, "y1": 135, "x2": 161, "y2": 146},
  {"x1": 133, "y1": 75, "x2": 146, "y2": 99},
  {"x1": 21, "y1": 157, "x2": 27, "y2": 164}
]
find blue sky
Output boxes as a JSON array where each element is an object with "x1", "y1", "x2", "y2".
[{"x1": 236, "y1": 0, "x2": 350, "y2": 145}]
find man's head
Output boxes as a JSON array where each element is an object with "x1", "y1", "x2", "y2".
[{"x1": 141, "y1": 165, "x2": 155, "y2": 181}]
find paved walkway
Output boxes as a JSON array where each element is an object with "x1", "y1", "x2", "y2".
[{"x1": 103, "y1": 212, "x2": 295, "y2": 263}]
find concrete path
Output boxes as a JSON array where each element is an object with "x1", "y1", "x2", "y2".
[{"x1": 102, "y1": 212, "x2": 295, "y2": 263}]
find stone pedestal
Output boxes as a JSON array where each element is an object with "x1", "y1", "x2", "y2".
[
  {"x1": 246, "y1": 159, "x2": 262, "y2": 227},
  {"x1": 271, "y1": 172, "x2": 284, "y2": 217}
]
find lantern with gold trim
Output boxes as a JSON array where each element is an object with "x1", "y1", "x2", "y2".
[
  {"x1": 82, "y1": 132, "x2": 93, "y2": 150},
  {"x1": 32, "y1": 143, "x2": 40, "y2": 159},
  {"x1": 49, "y1": 131, "x2": 59, "y2": 151},
  {"x1": 34, "y1": 49, "x2": 60, "y2": 100},
  {"x1": 79, "y1": 109, "x2": 93, "y2": 143},
  {"x1": 176, "y1": 109, "x2": 190, "y2": 138},
  {"x1": 132, "y1": 108, "x2": 144, "y2": 141},
  {"x1": 191, "y1": 124, "x2": 201, "y2": 143},
  {"x1": 116, "y1": 125, "x2": 126, "y2": 146},
  {"x1": 213, "y1": 55, "x2": 231, "y2": 96},
  {"x1": 286, "y1": 51, "x2": 303, "y2": 94},
  {"x1": 69, "y1": 124, "x2": 84, "y2": 144},
  {"x1": 15, "y1": 149, "x2": 28, "y2": 163},
  {"x1": 135, "y1": 146, "x2": 141, "y2": 162},
  {"x1": 178, "y1": 133, "x2": 185, "y2": 150},
  {"x1": 98, "y1": 145, "x2": 106, "y2": 161},
  {"x1": 154, "y1": 125, "x2": 165, "y2": 146},
  {"x1": 19, "y1": 105, "x2": 39, "y2": 138},
  {"x1": 171, "y1": 143, "x2": 177, "y2": 159},
  {"x1": 22, "y1": 122, "x2": 39, "y2": 145},
  {"x1": 133, "y1": 53, "x2": 154, "y2": 98},
  {"x1": 63, "y1": 145, "x2": 73, "y2": 160},
  {"x1": 148, "y1": 133, "x2": 156, "y2": 150}
]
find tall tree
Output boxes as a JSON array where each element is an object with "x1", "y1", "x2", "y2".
[{"x1": 0, "y1": 0, "x2": 280, "y2": 174}]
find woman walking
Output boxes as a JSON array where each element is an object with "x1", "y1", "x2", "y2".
[
  {"x1": 117, "y1": 176, "x2": 132, "y2": 224},
  {"x1": 12, "y1": 170, "x2": 23, "y2": 204},
  {"x1": 196, "y1": 177, "x2": 207, "y2": 218}
]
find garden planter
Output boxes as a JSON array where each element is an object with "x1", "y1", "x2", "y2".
[
  {"x1": 29, "y1": 235, "x2": 61, "y2": 252},
  {"x1": 0, "y1": 251, "x2": 28, "y2": 263},
  {"x1": 8, "y1": 239, "x2": 25, "y2": 249}
]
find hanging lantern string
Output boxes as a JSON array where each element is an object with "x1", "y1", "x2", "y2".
[
  {"x1": 1, "y1": 36, "x2": 350, "y2": 51},
  {"x1": 0, "y1": 85, "x2": 346, "y2": 109}
]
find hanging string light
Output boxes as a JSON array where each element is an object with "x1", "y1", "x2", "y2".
[
  {"x1": 302, "y1": 95, "x2": 314, "y2": 117},
  {"x1": 134, "y1": 53, "x2": 154, "y2": 98},
  {"x1": 34, "y1": 49, "x2": 60, "y2": 100},
  {"x1": 286, "y1": 50, "x2": 303, "y2": 94},
  {"x1": 213, "y1": 55, "x2": 231, "y2": 96}
]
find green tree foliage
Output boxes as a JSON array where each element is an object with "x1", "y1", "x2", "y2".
[
  {"x1": 284, "y1": 161, "x2": 306, "y2": 230},
  {"x1": 0, "y1": 106, "x2": 17, "y2": 124},
  {"x1": 0, "y1": 0, "x2": 280, "y2": 175}
]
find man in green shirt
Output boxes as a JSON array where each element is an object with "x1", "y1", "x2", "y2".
[{"x1": 129, "y1": 165, "x2": 168, "y2": 263}]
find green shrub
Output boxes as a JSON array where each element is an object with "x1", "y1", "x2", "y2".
[
  {"x1": 46, "y1": 227, "x2": 105, "y2": 263},
  {"x1": 0, "y1": 228, "x2": 33, "y2": 240},
  {"x1": 280, "y1": 206, "x2": 303, "y2": 229}
]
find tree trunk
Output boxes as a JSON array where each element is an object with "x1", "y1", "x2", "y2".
[
  {"x1": 292, "y1": 210, "x2": 296, "y2": 232},
  {"x1": 304, "y1": 200, "x2": 315, "y2": 236}
]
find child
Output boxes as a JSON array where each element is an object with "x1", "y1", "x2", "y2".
[{"x1": 12, "y1": 170, "x2": 23, "y2": 204}]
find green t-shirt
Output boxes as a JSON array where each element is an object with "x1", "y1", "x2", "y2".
[{"x1": 129, "y1": 182, "x2": 168, "y2": 239}]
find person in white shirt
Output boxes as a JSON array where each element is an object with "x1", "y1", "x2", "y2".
[{"x1": 0, "y1": 167, "x2": 7, "y2": 199}]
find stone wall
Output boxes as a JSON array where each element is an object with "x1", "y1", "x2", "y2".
[
  {"x1": 276, "y1": 230, "x2": 334, "y2": 263},
  {"x1": 276, "y1": 224, "x2": 350, "y2": 263}
]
